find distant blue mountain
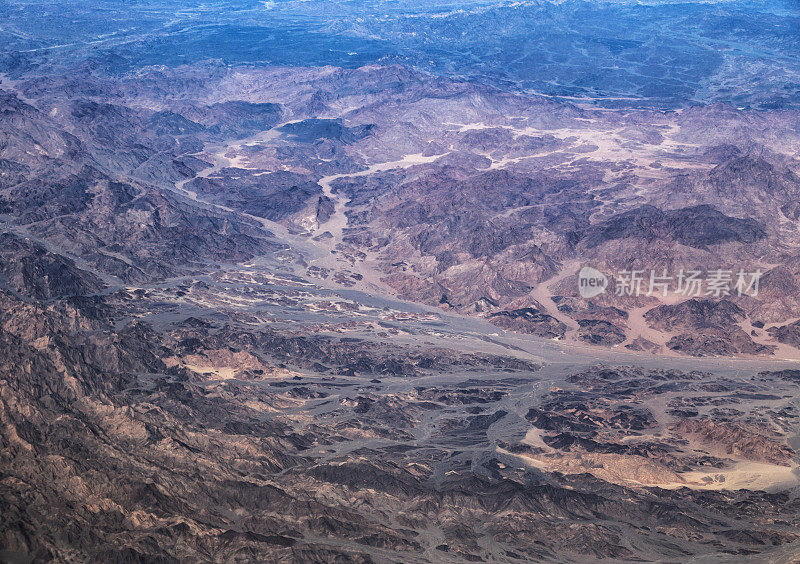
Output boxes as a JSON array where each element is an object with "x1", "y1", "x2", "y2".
[{"x1": 1, "y1": 0, "x2": 799, "y2": 108}]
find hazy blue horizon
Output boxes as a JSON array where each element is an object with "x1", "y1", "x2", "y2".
[{"x1": 2, "y1": 0, "x2": 799, "y2": 108}]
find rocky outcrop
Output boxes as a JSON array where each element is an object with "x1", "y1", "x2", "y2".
[
  {"x1": 576, "y1": 319, "x2": 626, "y2": 346},
  {"x1": 489, "y1": 307, "x2": 567, "y2": 339},
  {"x1": 672, "y1": 419, "x2": 795, "y2": 465},
  {"x1": 0, "y1": 233, "x2": 105, "y2": 298},
  {"x1": 580, "y1": 205, "x2": 766, "y2": 250},
  {"x1": 645, "y1": 299, "x2": 774, "y2": 356}
]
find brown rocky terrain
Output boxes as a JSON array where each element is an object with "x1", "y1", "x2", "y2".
[
  {"x1": 7, "y1": 63, "x2": 800, "y2": 360},
  {"x1": 0, "y1": 57, "x2": 800, "y2": 563}
]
